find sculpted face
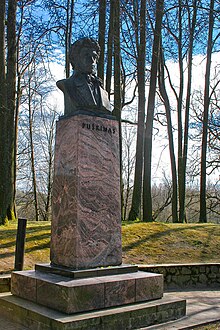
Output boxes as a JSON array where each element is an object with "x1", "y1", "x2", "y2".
[{"x1": 75, "y1": 47, "x2": 99, "y2": 74}]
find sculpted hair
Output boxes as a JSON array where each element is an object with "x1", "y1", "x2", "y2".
[{"x1": 69, "y1": 38, "x2": 100, "y2": 69}]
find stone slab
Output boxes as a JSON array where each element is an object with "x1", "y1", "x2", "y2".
[
  {"x1": 35, "y1": 263, "x2": 138, "y2": 279},
  {"x1": 0, "y1": 292, "x2": 186, "y2": 330},
  {"x1": 11, "y1": 270, "x2": 163, "y2": 314},
  {"x1": 50, "y1": 114, "x2": 122, "y2": 269}
]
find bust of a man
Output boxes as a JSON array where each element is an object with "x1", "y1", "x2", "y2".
[{"x1": 57, "y1": 38, "x2": 112, "y2": 116}]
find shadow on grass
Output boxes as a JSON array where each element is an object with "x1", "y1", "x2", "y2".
[
  {"x1": 0, "y1": 240, "x2": 50, "y2": 260},
  {"x1": 26, "y1": 225, "x2": 51, "y2": 232},
  {"x1": 123, "y1": 224, "x2": 218, "y2": 252},
  {"x1": 0, "y1": 232, "x2": 51, "y2": 249},
  {"x1": 1, "y1": 223, "x2": 219, "y2": 263},
  {"x1": 0, "y1": 226, "x2": 51, "y2": 260},
  {"x1": 0, "y1": 225, "x2": 51, "y2": 243}
]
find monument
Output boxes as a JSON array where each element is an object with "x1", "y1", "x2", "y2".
[
  {"x1": 3, "y1": 38, "x2": 186, "y2": 329},
  {"x1": 50, "y1": 38, "x2": 122, "y2": 269}
]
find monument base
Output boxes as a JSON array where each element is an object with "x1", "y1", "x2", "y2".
[
  {"x1": 0, "y1": 292, "x2": 186, "y2": 330},
  {"x1": 11, "y1": 265, "x2": 164, "y2": 314},
  {"x1": 7, "y1": 265, "x2": 186, "y2": 329}
]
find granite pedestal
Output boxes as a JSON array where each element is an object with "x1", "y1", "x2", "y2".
[{"x1": 50, "y1": 114, "x2": 122, "y2": 269}]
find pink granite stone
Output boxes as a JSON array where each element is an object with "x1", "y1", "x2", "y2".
[
  {"x1": 11, "y1": 270, "x2": 164, "y2": 314},
  {"x1": 37, "y1": 276, "x2": 105, "y2": 314},
  {"x1": 104, "y1": 277, "x2": 135, "y2": 307},
  {"x1": 50, "y1": 115, "x2": 122, "y2": 269},
  {"x1": 135, "y1": 272, "x2": 163, "y2": 302},
  {"x1": 11, "y1": 271, "x2": 37, "y2": 302}
]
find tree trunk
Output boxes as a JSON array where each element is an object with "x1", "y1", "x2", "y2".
[
  {"x1": 44, "y1": 113, "x2": 56, "y2": 220},
  {"x1": 178, "y1": 0, "x2": 197, "y2": 223},
  {"x1": 199, "y1": 0, "x2": 214, "y2": 223},
  {"x1": 0, "y1": 1, "x2": 5, "y2": 93},
  {"x1": 0, "y1": 0, "x2": 17, "y2": 224},
  {"x1": 27, "y1": 66, "x2": 39, "y2": 222},
  {"x1": 112, "y1": 0, "x2": 121, "y2": 121},
  {"x1": 65, "y1": 0, "x2": 74, "y2": 78},
  {"x1": 128, "y1": 0, "x2": 146, "y2": 221},
  {"x1": 106, "y1": 1, "x2": 114, "y2": 96},
  {"x1": 112, "y1": 0, "x2": 123, "y2": 215},
  {"x1": 6, "y1": 0, "x2": 17, "y2": 220},
  {"x1": 14, "y1": 4, "x2": 24, "y2": 213},
  {"x1": 158, "y1": 48, "x2": 178, "y2": 223},
  {"x1": 176, "y1": 0, "x2": 185, "y2": 223},
  {"x1": 29, "y1": 109, "x2": 39, "y2": 222},
  {"x1": 97, "y1": 0, "x2": 106, "y2": 81},
  {"x1": 0, "y1": 0, "x2": 7, "y2": 224},
  {"x1": 143, "y1": 0, "x2": 164, "y2": 222}
]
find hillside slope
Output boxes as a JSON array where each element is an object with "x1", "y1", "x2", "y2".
[{"x1": 1, "y1": 221, "x2": 220, "y2": 273}]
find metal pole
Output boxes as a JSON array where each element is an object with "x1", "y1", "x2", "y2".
[{"x1": 14, "y1": 218, "x2": 27, "y2": 271}]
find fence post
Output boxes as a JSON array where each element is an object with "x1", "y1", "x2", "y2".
[{"x1": 14, "y1": 218, "x2": 27, "y2": 271}]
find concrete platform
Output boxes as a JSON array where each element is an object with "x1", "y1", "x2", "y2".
[{"x1": 0, "y1": 292, "x2": 186, "y2": 330}]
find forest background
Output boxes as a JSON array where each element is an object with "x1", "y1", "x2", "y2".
[{"x1": 0, "y1": 0, "x2": 219, "y2": 225}]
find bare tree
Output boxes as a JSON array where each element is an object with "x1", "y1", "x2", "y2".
[
  {"x1": 97, "y1": 0, "x2": 106, "y2": 81},
  {"x1": 16, "y1": 41, "x2": 56, "y2": 220},
  {"x1": 158, "y1": 47, "x2": 178, "y2": 223},
  {"x1": 143, "y1": 0, "x2": 164, "y2": 222},
  {"x1": 122, "y1": 123, "x2": 136, "y2": 220},
  {"x1": 42, "y1": 0, "x2": 75, "y2": 78},
  {"x1": 128, "y1": 0, "x2": 146, "y2": 221},
  {"x1": 199, "y1": 0, "x2": 215, "y2": 222}
]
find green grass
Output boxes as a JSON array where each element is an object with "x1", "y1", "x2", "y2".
[
  {"x1": 1, "y1": 221, "x2": 220, "y2": 273},
  {"x1": 122, "y1": 222, "x2": 220, "y2": 265},
  {"x1": 0, "y1": 221, "x2": 50, "y2": 273}
]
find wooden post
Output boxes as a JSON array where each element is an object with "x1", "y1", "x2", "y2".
[{"x1": 14, "y1": 218, "x2": 27, "y2": 271}]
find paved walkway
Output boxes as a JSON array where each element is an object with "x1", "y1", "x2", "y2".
[
  {"x1": 142, "y1": 289, "x2": 220, "y2": 329},
  {"x1": 1, "y1": 289, "x2": 220, "y2": 329}
]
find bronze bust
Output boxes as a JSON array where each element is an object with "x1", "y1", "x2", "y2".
[{"x1": 57, "y1": 38, "x2": 112, "y2": 116}]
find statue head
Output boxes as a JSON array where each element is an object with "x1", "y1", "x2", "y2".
[{"x1": 69, "y1": 38, "x2": 101, "y2": 74}]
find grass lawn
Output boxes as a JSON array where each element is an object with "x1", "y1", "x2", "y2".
[
  {"x1": 1, "y1": 221, "x2": 220, "y2": 273},
  {"x1": 0, "y1": 221, "x2": 51, "y2": 273},
  {"x1": 122, "y1": 222, "x2": 220, "y2": 265}
]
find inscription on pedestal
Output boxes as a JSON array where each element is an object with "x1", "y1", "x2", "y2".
[
  {"x1": 50, "y1": 114, "x2": 122, "y2": 269},
  {"x1": 82, "y1": 122, "x2": 116, "y2": 134}
]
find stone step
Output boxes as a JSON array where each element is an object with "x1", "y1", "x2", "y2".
[
  {"x1": 0, "y1": 292, "x2": 186, "y2": 330},
  {"x1": 11, "y1": 270, "x2": 163, "y2": 314}
]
